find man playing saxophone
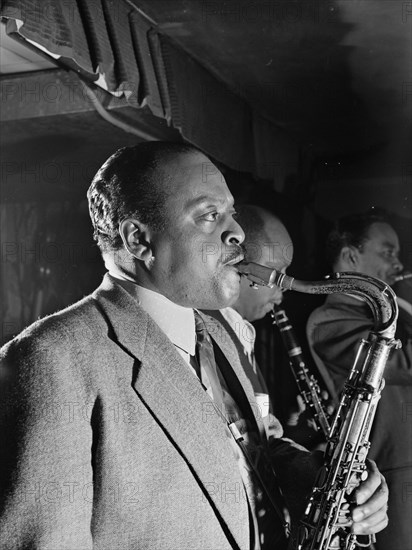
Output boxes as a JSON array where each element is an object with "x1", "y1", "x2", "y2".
[{"x1": 0, "y1": 148, "x2": 389, "y2": 549}]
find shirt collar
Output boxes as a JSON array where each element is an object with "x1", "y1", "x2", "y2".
[{"x1": 110, "y1": 274, "x2": 196, "y2": 357}]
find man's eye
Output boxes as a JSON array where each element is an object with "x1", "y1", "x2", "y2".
[{"x1": 203, "y1": 211, "x2": 219, "y2": 222}]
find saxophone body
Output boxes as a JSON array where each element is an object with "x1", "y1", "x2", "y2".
[
  {"x1": 271, "y1": 305, "x2": 331, "y2": 438},
  {"x1": 238, "y1": 262, "x2": 400, "y2": 550}
]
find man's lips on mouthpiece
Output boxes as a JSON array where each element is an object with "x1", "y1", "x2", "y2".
[{"x1": 224, "y1": 254, "x2": 245, "y2": 267}]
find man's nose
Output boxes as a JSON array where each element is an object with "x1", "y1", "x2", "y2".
[
  {"x1": 393, "y1": 256, "x2": 403, "y2": 273},
  {"x1": 222, "y1": 219, "x2": 245, "y2": 246}
]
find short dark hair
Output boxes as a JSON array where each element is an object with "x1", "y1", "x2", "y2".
[
  {"x1": 87, "y1": 141, "x2": 201, "y2": 252},
  {"x1": 326, "y1": 208, "x2": 389, "y2": 267}
]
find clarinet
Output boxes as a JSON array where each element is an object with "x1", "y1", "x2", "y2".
[
  {"x1": 238, "y1": 261, "x2": 400, "y2": 550},
  {"x1": 271, "y1": 305, "x2": 331, "y2": 438}
]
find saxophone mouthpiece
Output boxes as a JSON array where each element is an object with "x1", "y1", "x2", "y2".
[{"x1": 237, "y1": 261, "x2": 295, "y2": 290}]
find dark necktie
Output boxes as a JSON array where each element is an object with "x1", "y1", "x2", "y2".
[
  {"x1": 193, "y1": 311, "x2": 225, "y2": 416},
  {"x1": 194, "y1": 311, "x2": 289, "y2": 546}
]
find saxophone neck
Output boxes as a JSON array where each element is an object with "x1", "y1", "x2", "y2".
[{"x1": 238, "y1": 262, "x2": 399, "y2": 339}]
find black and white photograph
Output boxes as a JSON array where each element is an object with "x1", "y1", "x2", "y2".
[{"x1": 1, "y1": 1, "x2": 411, "y2": 549}]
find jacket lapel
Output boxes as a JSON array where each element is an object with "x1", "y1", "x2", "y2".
[
  {"x1": 199, "y1": 311, "x2": 267, "y2": 439},
  {"x1": 93, "y1": 275, "x2": 250, "y2": 549}
]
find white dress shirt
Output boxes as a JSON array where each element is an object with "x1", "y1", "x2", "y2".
[{"x1": 109, "y1": 273, "x2": 196, "y2": 366}]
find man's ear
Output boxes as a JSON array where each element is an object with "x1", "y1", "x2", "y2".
[
  {"x1": 340, "y1": 245, "x2": 359, "y2": 269},
  {"x1": 119, "y1": 218, "x2": 153, "y2": 262}
]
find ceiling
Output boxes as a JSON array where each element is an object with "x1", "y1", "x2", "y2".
[
  {"x1": 130, "y1": 0, "x2": 411, "y2": 163},
  {"x1": 1, "y1": 1, "x2": 410, "y2": 176}
]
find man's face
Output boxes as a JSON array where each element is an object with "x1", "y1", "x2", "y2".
[
  {"x1": 147, "y1": 152, "x2": 245, "y2": 309},
  {"x1": 355, "y1": 222, "x2": 403, "y2": 285},
  {"x1": 237, "y1": 223, "x2": 294, "y2": 322}
]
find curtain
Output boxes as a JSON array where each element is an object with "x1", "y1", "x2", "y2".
[{"x1": 1, "y1": 0, "x2": 298, "y2": 183}]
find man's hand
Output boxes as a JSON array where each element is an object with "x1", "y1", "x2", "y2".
[
  {"x1": 351, "y1": 459, "x2": 388, "y2": 535},
  {"x1": 283, "y1": 393, "x2": 335, "y2": 450}
]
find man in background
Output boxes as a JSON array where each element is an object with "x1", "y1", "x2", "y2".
[
  {"x1": 206, "y1": 204, "x2": 332, "y2": 449},
  {"x1": 307, "y1": 209, "x2": 412, "y2": 550}
]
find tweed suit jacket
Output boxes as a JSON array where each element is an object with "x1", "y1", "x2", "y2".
[{"x1": 0, "y1": 275, "x2": 311, "y2": 550}]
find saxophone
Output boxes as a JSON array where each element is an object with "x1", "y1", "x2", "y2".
[
  {"x1": 237, "y1": 262, "x2": 400, "y2": 550},
  {"x1": 271, "y1": 305, "x2": 331, "y2": 438}
]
